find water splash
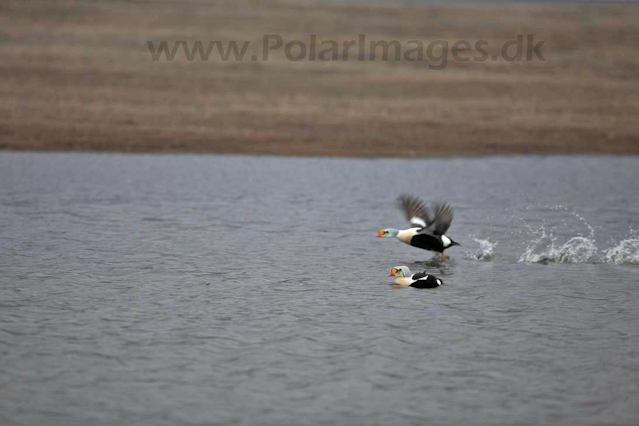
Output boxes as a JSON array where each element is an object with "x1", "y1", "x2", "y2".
[
  {"x1": 519, "y1": 217, "x2": 638, "y2": 265},
  {"x1": 519, "y1": 210, "x2": 601, "y2": 265},
  {"x1": 518, "y1": 225, "x2": 560, "y2": 264},
  {"x1": 464, "y1": 237, "x2": 496, "y2": 261},
  {"x1": 555, "y1": 236, "x2": 599, "y2": 263},
  {"x1": 603, "y1": 235, "x2": 639, "y2": 265}
]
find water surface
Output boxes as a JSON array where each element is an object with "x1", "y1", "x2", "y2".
[{"x1": 1, "y1": 153, "x2": 638, "y2": 425}]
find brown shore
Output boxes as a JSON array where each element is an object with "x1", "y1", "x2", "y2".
[{"x1": 1, "y1": 1, "x2": 639, "y2": 157}]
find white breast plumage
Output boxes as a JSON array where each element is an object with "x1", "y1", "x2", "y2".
[
  {"x1": 397, "y1": 228, "x2": 418, "y2": 245},
  {"x1": 393, "y1": 277, "x2": 413, "y2": 287}
]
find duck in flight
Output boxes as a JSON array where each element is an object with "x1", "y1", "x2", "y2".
[
  {"x1": 388, "y1": 266, "x2": 443, "y2": 288},
  {"x1": 377, "y1": 194, "x2": 460, "y2": 260}
]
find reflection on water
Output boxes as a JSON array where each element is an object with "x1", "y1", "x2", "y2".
[{"x1": 1, "y1": 153, "x2": 638, "y2": 426}]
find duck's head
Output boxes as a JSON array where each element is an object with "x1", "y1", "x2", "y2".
[
  {"x1": 376, "y1": 228, "x2": 399, "y2": 238},
  {"x1": 388, "y1": 266, "x2": 411, "y2": 277}
]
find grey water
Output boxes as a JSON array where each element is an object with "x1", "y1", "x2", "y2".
[{"x1": 1, "y1": 152, "x2": 638, "y2": 426}]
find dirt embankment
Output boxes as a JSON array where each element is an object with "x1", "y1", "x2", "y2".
[{"x1": 1, "y1": 1, "x2": 638, "y2": 156}]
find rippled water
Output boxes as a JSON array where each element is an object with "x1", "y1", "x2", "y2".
[{"x1": 1, "y1": 152, "x2": 638, "y2": 425}]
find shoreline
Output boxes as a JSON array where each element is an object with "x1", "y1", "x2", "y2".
[{"x1": 2, "y1": 147, "x2": 638, "y2": 159}]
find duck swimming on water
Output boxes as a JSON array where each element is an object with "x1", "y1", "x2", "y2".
[
  {"x1": 388, "y1": 266, "x2": 443, "y2": 288},
  {"x1": 377, "y1": 194, "x2": 460, "y2": 260}
]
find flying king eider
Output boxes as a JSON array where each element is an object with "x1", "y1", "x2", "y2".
[{"x1": 377, "y1": 194, "x2": 460, "y2": 260}]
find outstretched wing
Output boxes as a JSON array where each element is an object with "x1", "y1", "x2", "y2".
[
  {"x1": 420, "y1": 202, "x2": 454, "y2": 236},
  {"x1": 397, "y1": 194, "x2": 432, "y2": 228}
]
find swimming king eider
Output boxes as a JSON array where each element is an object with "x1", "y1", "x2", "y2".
[{"x1": 388, "y1": 266, "x2": 443, "y2": 288}]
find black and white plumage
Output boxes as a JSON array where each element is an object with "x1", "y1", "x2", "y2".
[
  {"x1": 388, "y1": 266, "x2": 443, "y2": 288},
  {"x1": 377, "y1": 194, "x2": 460, "y2": 257}
]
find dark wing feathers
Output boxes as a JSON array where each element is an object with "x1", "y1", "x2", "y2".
[
  {"x1": 397, "y1": 195, "x2": 454, "y2": 235},
  {"x1": 424, "y1": 202, "x2": 454, "y2": 236},
  {"x1": 397, "y1": 194, "x2": 432, "y2": 228},
  {"x1": 409, "y1": 272, "x2": 443, "y2": 288},
  {"x1": 410, "y1": 271, "x2": 429, "y2": 280}
]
